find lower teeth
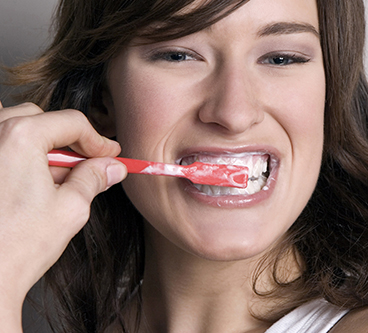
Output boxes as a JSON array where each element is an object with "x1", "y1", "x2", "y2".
[{"x1": 193, "y1": 175, "x2": 268, "y2": 196}]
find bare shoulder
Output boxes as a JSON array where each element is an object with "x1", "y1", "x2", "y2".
[{"x1": 329, "y1": 306, "x2": 368, "y2": 333}]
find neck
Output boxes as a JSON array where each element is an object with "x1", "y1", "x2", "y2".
[{"x1": 127, "y1": 224, "x2": 288, "y2": 333}]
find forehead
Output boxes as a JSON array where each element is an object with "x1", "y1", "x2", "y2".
[
  {"x1": 205, "y1": 0, "x2": 319, "y2": 35},
  {"x1": 138, "y1": 0, "x2": 319, "y2": 42}
]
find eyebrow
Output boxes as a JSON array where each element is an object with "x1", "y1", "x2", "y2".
[{"x1": 257, "y1": 22, "x2": 320, "y2": 39}]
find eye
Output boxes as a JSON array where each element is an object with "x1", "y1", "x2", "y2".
[
  {"x1": 148, "y1": 49, "x2": 200, "y2": 62},
  {"x1": 260, "y1": 53, "x2": 310, "y2": 66}
]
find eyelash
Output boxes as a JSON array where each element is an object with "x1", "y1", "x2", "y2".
[
  {"x1": 259, "y1": 53, "x2": 311, "y2": 66},
  {"x1": 147, "y1": 50, "x2": 311, "y2": 67},
  {"x1": 148, "y1": 50, "x2": 200, "y2": 62}
]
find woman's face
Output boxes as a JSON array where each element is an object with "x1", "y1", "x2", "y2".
[{"x1": 105, "y1": 0, "x2": 325, "y2": 260}]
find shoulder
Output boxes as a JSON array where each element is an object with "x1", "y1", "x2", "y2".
[{"x1": 329, "y1": 306, "x2": 368, "y2": 333}]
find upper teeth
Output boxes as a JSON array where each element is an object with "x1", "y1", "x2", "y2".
[
  {"x1": 181, "y1": 153, "x2": 269, "y2": 180},
  {"x1": 180, "y1": 153, "x2": 270, "y2": 196}
]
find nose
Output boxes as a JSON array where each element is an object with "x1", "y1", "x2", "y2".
[{"x1": 198, "y1": 63, "x2": 264, "y2": 135}]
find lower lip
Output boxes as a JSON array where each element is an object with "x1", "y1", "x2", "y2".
[{"x1": 182, "y1": 170, "x2": 278, "y2": 208}]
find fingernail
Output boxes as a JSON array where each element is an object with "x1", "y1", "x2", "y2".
[
  {"x1": 106, "y1": 163, "x2": 126, "y2": 189},
  {"x1": 102, "y1": 136, "x2": 120, "y2": 147}
]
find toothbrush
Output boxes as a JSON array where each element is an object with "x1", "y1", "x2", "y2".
[{"x1": 47, "y1": 149, "x2": 248, "y2": 188}]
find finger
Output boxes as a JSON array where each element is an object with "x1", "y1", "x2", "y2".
[
  {"x1": 29, "y1": 110, "x2": 120, "y2": 157},
  {"x1": 0, "y1": 100, "x2": 3, "y2": 109},
  {"x1": 63, "y1": 158, "x2": 127, "y2": 198},
  {"x1": 58, "y1": 158, "x2": 127, "y2": 228},
  {"x1": 0, "y1": 109, "x2": 121, "y2": 161},
  {"x1": 0, "y1": 102, "x2": 43, "y2": 122}
]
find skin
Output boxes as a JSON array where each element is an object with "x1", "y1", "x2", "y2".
[
  {"x1": 103, "y1": 0, "x2": 326, "y2": 331},
  {"x1": 330, "y1": 307, "x2": 368, "y2": 333}
]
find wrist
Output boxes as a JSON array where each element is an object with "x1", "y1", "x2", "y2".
[
  {"x1": 0, "y1": 295, "x2": 23, "y2": 332},
  {"x1": 0, "y1": 276, "x2": 27, "y2": 332}
]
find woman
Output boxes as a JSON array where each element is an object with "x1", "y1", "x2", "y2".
[{"x1": 2, "y1": 0, "x2": 368, "y2": 332}]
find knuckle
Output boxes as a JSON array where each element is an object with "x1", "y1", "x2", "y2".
[
  {"x1": 20, "y1": 102, "x2": 44, "y2": 115},
  {"x1": 70, "y1": 196, "x2": 91, "y2": 222},
  {"x1": 63, "y1": 109, "x2": 95, "y2": 137},
  {"x1": 0, "y1": 102, "x2": 44, "y2": 123},
  {"x1": 65, "y1": 110, "x2": 108, "y2": 155},
  {"x1": 0, "y1": 116, "x2": 35, "y2": 143},
  {"x1": 88, "y1": 164, "x2": 107, "y2": 192},
  {"x1": 59, "y1": 194, "x2": 91, "y2": 232},
  {"x1": 64, "y1": 109, "x2": 89, "y2": 125},
  {"x1": 71, "y1": 161, "x2": 108, "y2": 199}
]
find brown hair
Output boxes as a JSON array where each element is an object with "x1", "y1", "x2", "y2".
[
  {"x1": 5, "y1": 0, "x2": 368, "y2": 331},
  {"x1": 252, "y1": 0, "x2": 368, "y2": 321}
]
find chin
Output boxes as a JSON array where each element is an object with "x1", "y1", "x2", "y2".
[{"x1": 176, "y1": 224, "x2": 281, "y2": 262}]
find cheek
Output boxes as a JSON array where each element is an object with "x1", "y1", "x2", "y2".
[
  {"x1": 292, "y1": 79, "x2": 326, "y2": 169},
  {"x1": 111, "y1": 70, "x2": 193, "y2": 158},
  {"x1": 272, "y1": 72, "x2": 325, "y2": 146},
  {"x1": 265, "y1": 72, "x2": 325, "y2": 208},
  {"x1": 287, "y1": 75, "x2": 326, "y2": 204}
]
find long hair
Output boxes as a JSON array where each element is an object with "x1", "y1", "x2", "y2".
[
  {"x1": 252, "y1": 0, "x2": 368, "y2": 321},
  {"x1": 5, "y1": 0, "x2": 368, "y2": 331}
]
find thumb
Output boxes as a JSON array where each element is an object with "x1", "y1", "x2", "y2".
[{"x1": 58, "y1": 158, "x2": 127, "y2": 227}]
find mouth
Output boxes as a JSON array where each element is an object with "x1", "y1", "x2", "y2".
[{"x1": 179, "y1": 152, "x2": 272, "y2": 196}]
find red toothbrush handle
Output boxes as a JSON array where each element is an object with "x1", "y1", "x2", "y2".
[
  {"x1": 114, "y1": 157, "x2": 154, "y2": 173},
  {"x1": 47, "y1": 150, "x2": 248, "y2": 188},
  {"x1": 47, "y1": 150, "x2": 87, "y2": 167},
  {"x1": 47, "y1": 150, "x2": 153, "y2": 173}
]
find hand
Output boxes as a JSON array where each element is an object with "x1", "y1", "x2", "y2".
[{"x1": 0, "y1": 102, "x2": 127, "y2": 328}]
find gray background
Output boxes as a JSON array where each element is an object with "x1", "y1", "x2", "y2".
[
  {"x1": 0, "y1": 0, "x2": 57, "y2": 106},
  {"x1": 1, "y1": 0, "x2": 368, "y2": 332}
]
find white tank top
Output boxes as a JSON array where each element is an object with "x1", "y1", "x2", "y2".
[{"x1": 265, "y1": 299, "x2": 349, "y2": 333}]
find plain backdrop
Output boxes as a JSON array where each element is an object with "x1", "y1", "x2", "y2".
[
  {"x1": 0, "y1": 0, "x2": 58, "y2": 105},
  {"x1": 1, "y1": 0, "x2": 368, "y2": 332}
]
